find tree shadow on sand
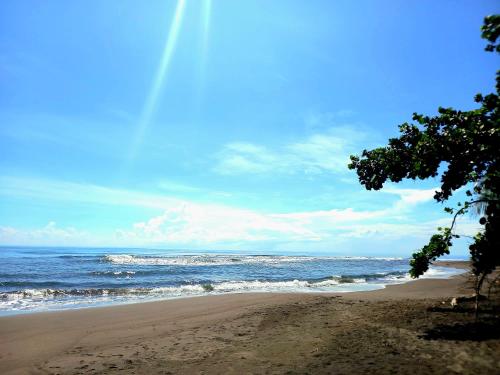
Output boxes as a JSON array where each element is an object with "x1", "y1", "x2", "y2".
[{"x1": 421, "y1": 319, "x2": 500, "y2": 341}]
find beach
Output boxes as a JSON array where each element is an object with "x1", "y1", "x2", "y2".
[
  {"x1": 2, "y1": 2, "x2": 498, "y2": 374},
  {"x1": 1, "y1": 261, "x2": 499, "y2": 374}
]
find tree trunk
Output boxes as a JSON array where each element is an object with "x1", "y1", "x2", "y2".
[{"x1": 475, "y1": 273, "x2": 487, "y2": 320}]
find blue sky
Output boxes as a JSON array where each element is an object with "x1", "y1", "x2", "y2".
[{"x1": 0, "y1": 0, "x2": 498, "y2": 255}]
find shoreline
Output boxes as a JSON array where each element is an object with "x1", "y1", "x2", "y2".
[
  {"x1": 0, "y1": 261, "x2": 469, "y2": 320},
  {"x1": 0, "y1": 260, "x2": 468, "y2": 318},
  {"x1": 2, "y1": 260, "x2": 495, "y2": 375}
]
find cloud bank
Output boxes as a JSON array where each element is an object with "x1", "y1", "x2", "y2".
[
  {"x1": 0, "y1": 177, "x2": 479, "y2": 254},
  {"x1": 214, "y1": 127, "x2": 367, "y2": 176}
]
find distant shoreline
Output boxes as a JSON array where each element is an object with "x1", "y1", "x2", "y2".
[{"x1": 434, "y1": 260, "x2": 470, "y2": 269}]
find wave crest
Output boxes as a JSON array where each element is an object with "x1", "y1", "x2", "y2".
[{"x1": 102, "y1": 254, "x2": 404, "y2": 267}]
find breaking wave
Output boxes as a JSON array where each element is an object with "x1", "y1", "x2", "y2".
[
  {"x1": 102, "y1": 254, "x2": 404, "y2": 266},
  {"x1": 4, "y1": 247, "x2": 467, "y2": 315},
  {"x1": 0, "y1": 271, "x2": 409, "y2": 303}
]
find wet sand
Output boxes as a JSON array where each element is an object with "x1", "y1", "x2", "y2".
[{"x1": 1, "y1": 261, "x2": 499, "y2": 374}]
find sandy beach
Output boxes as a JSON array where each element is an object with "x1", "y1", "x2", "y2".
[{"x1": 1, "y1": 262, "x2": 499, "y2": 375}]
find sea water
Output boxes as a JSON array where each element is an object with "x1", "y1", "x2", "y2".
[{"x1": 0, "y1": 247, "x2": 466, "y2": 315}]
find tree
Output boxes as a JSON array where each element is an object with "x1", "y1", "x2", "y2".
[{"x1": 348, "y1": 15, "x2": 500, "y2": 311}]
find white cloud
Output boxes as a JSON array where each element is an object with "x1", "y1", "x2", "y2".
[
  {"x1": 115, "y1": 194, "x2": 438, "y2": 246},
  {"x1": 384, "y1": 187, "x2": 437, "y2": 204},
  {"x1": 214, "y1": 127, "x2": 365, "y2": 176},
  {"x1": 382, "y1": 187, "x2": 437, "y2": 212},
  {"x1": 338, "y1": 222, "x2": 433, "y2": 239},
  {"x1": 215, "y1": 143, "x2": 276, "y2": 174},
  {"x1": 272, "y1": 207, "x2": 383, "y2": 226},
  {"x1": 0, "y1": 222, "x2": 90, "y2": 245},
  {"x1": 0, "y1": 176, "x2": 471, "y2": 251},
  {"x1": 337, "y1": 214, "x2": 481, "y2": 240},
  {"x1": 117, "y1": 201, "x2": 324, "y2": 244}
]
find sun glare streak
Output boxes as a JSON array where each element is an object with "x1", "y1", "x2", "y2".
[
  {"x1": 128, "y1": 0, "x2": 187, "y2": 161},
  {"x1": 201, "y1": 0, "x2": 212, "y2": 59},
  {"x1": 192, "y1": 0, "x2": 212, "y2": 117}
]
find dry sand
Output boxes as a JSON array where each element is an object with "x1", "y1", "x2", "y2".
[{"x1": 1, "y1": 262, "x2": 499, "y2": 374}]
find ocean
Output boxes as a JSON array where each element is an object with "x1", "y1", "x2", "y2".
[{"x1": 0, "y1": 247, "x2": 466, "y2": 315}]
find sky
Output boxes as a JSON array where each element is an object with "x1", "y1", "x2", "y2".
[{"x1": 0, "y1": 0, "x2": 498, "y2": 255}]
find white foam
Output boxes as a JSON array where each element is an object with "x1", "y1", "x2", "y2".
[
  {"x1": 93, "y1": 270, "x2": 136, "y2": 276},
  {"x1": 420, "y1": 266, "x2": 466, "y2": 279},
  {"x1": 103, "y1": 254, "x2": 404, "y2": 267},
  {"x1": 103, "y1": 254, "x2": 320, "y2": 266},
  {"x1": 0, "y1": 276, "x2": 374, "y2": 313}
]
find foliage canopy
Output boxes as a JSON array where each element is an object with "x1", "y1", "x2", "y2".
[{"x1": 348, "y1": 15, "x2": 500, "y2": 285}]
